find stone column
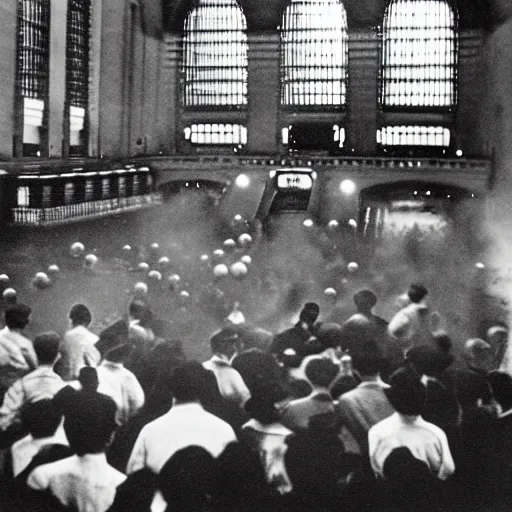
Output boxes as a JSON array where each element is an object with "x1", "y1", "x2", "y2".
[
  {"x1": 0, "y1": 0, "x2": 17, "y2": 158},
  {"x1": 48, "y1": 0, "x2": 68, "y2": 157},
  {"x1": 158, "y1": 33, "x2": 181, "y2": 154},
  {"x1": 246, "y1": 31, "x2": 280, "y2": 154}
]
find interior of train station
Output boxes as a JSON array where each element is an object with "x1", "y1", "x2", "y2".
[{"x1": 0, "y1": 0, "x2": 511, "y2": 510}]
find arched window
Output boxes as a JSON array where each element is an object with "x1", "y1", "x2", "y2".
[
  {"x1": 380, "y1": 0, "x2": 457, "y2": 109},
  {"x1": 17, "y1": 0, "x2": 51, "y2": 156},
  {"x1": 280, "y1": 0, "x2": 348, "y2": 107},
  {"x1": 66, "y1": 0, "x2": 91, "y2": 155},
  {"x1": 183, "y1": 0, "x2": 248, "y2": 108}
]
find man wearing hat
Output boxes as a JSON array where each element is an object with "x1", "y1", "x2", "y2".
[
  {"x1": 203, "y1": 327, "x2": 250, "y2": 408},
  {"x1": 388, "y1": 284, "x2": 432, "y2": 351},
  {"x1": 268, "y1": 302, "x2": 320, "y2": 362},
  {"x1": 368, "y1": 367, "x2": 455, "y2": 481}
]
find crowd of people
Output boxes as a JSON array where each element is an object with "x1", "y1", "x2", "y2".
[{"x1": 0, "y1": 281, "x2": 511, "y2": 512}]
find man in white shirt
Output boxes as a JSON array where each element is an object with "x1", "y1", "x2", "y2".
[
  {"x1": 368, "y1": 366, "x2": 455, "y2": 481},
  {"x1": 388, "y1": 284, "x2": 431, "y2": 351},
  {"x1": 55, "y1": 304, "x2": 100, "y2": 381},
  {"x1": 0, "y1": 332, "x2": 65, "y2": 431},
  {"x1": 96, "y1": 343, "x2": 145, "y2": 426},
  {"x1": 27, "y1": 373, "x2": 124, "y2": 512},
  {"x1": 203, "y1": 327, "x2": 250, "y2": 408},
  {"x1": 0, "y1": 304, "x2": 37, "y2": 398},
  {"x1": 11, "y1": 399, "x2": 68, "y2": 477},
  {"x1": 127, "y1": 361, "x2": 237, "y2": 475}
]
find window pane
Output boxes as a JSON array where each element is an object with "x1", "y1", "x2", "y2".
[
  {"x1": 183, "y1": 0, "x2": 248, "y2": 107},
  {"x1": 184, "y1": 124, "x2": 247, "y2": 145},
  {"x1": 66, "y1": 0, "x2": 91, "y2": 109},
  {"x1": 280, "y1": 0, "x2": 348, "y2": 107},
  {"x1": 17, "y1": 186, "x2": 30, "y2": 207},
  {"x1": 377, "y1": 125, "x2": 450, "y2": 146},
  {"x1": 18, "y1": 0, "x2": 50, "y2": 100},
  {"x1": 380, "y1": 0, "x2": 457, "y2": 108}
]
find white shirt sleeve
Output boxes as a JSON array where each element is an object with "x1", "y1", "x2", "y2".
[
  {"x1": 436, "y1": 431, "x2": 455, "y2": 480},
  {"x1": 126, "y1": 429, "x2": 148, "y2": 474},
  {"x1": 27, "y1": 465, "x2": 51, "y2": 491}
]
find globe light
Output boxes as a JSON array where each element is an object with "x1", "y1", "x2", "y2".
[
  {"x1": 235, "y1": 174, "x2": 250, "y2": 188},
  {"x1": 340, "y1": 179, "x2": 356, "y2": 195}
]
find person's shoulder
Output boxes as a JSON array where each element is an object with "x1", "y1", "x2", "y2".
[
  {"x1": 369, "y1": 413, "x2": 395, "y2": 435},
  {"x1": 416, "y1": 416, "x2": 449, "y2": 440},
  {"x1": 32, "y1": 454, "x2": 78, "y2": 476}
]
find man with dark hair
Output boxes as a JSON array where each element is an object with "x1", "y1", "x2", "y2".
[
  {"x1": 0, "y1": 332, "x2": 65, "y2": 431},
  {"x1": 203, "y1": 327, "x2": 250, "y2": 407},
  {"x1": 388, "y1": 283, "x2": 432, "y2": 351},
  {"x1": 11, "y1": 399, "x2": 67, "y2": 477},
  {"x1": 281, "y1": 357, "x2": 339, "y2": 431},
  {"x1": 336, "y1": 350, "x2": 395, "y2": 454},
  {"x1": 268, "y1": 302, "x2": 320, "y2": 362},
  {"x1": 27, "y1": 371, "x2": 125, "y2": 512},
  {"x1": 368, "y1": 367, "x2": 455, "y2": 481},
  {"x1": 55, "y1": 304, "x2": 100, "y2": 381},
  {"x1": 0, "y1": 304, "x2": 37, "y2": 398},
  {"x1": 127, "y1": 361, "x2": 236, "y2": 475},
  {"x1": 338, "y1": 289, "x2": 390, "y2": 361},
  {"x1": 96, "y1": 343, "x2": 145, "y2": 426}
]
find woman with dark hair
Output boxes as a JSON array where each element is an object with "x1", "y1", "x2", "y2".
[{"x1": 240, "y1": 382, "x2": 293, "y2": 497}]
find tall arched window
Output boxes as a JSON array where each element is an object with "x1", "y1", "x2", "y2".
[
  {"x1": 183, "y1": 0, "x2": 248, "y2": 108},
  {"x1": 17, "y1": 0, "x2": 50, "y2": 156},
  {"x1": 380, "y1": 0, "x2": 457, "y2": 109},
  {"x1": 66, "y1": 0, "x2": 91, "y2": 156},
  {"x1": 280, "y1": 0, "x2": 348, "y2": 108}
]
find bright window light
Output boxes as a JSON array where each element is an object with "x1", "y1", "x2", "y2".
[
  {"x1": 280, "y1": 0, "x2": 348, "y2": 107},
  {"x1": 381, "y1": 0, "x2": 457, "y2": 108}
]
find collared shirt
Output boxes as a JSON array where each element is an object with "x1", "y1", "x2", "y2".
[
  {"x1": 55, "y1": 325, "x2": 100, "y2": 381},
  {"x1": 0, "y1": 326, "x2": 37, "y2": 371},
  {"x1": 388, "y1": 302, "x2": 431, "y2": 349},
  {"x1": 368, "y1": 412, "x2": 455, "y2": 481},
  {"x1": 0, "y1": 365, "x2": 65, "y2": 431},
  {"x1": 27, "y1": 453, "x2": 126, "y2": 512},
  {"x1": 337, "y1": 380, "x2": 395, "y2": 452},
  {"x1": 11, "y1": 428, "x2": 68, "y2": 477},
  {"x1": 203, "y1": 355, "x2": 251, "y2": 407},
  {"x1": 96, "y1": 360, "x2": 145, "y2": 426},
  {"x1": 127, "y1": 402, "x2": 237, "y2": 474}
]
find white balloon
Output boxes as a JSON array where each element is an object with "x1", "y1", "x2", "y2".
[
  {"x1": 238, "y1": 233, "x2": 252, "y2": 248},
  {"x1": 347, "y1": 262, "x2": 359, "y2": 272},
  {"x1": 70, "y1": 242, "x2": 85, "y2": 257},
  {"x1": 240, "y1": 255, "x2": 252, "y2": 265},
  {"x1": 133, "y1": 282, "x2": 148, "y2": 295},
  {"x1": 2, "y1": 288, "x2": 16, "y2": 299},
  {"x1": 324, "y1": 287, "x2": 337, "y2": 297},
  {"x1": 213, "y1": 264, "x2": 229, "y2": 278},
  {"x1": 148, "y1": 270, "x2": 162, "y2": 281},
  {"x1": 230, "y1": 261, "x2": 248, "y2": 279},
  {"x1": 84, "y1": 254, "x2": 98, "y2": 267}
]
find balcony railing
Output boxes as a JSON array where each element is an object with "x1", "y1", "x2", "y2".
[{"x1": 12, "y1": 193, "x2": 162, "y2": 226}]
